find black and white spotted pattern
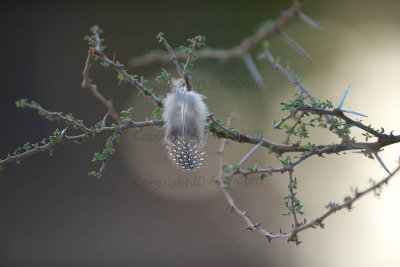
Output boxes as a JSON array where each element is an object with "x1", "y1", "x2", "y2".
[{"x1": 166, "y1": 137, "x2": 206, "y2": 171}]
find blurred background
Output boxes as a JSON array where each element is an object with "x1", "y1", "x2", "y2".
[{"x1": 1, "y1": 0, "x2": 400, "y2": 266}]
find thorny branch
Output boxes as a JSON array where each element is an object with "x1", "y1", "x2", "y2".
[
  {"x1": 217, "y1": 47, "x2": 400, "y2": 244},
  {"x1": 258, "y1": 48, "x2": 313, "y2": 99},
  {"x1": 258, "y1": 47, "x2": 368, "y2": 139},
  {"x1": 83, "y1": 28, "x2": 163, "y2": 108},
  {"x1": 92, "y1": 49, "x2": 163, "y2": 108},
  {"x1": 0, "y1": 101, "x2": 163, "y2": 169},
  {"x1": 19, "y1": 101, "x2": 91, "y2": 133},
  {"x1": 25, "y1": 71, "x2": 385, "y2": 176},
  {"x1": 82, "y1": 27, "x2": 122, "y2": 124},
  {"x1": 183, "y1": 36, "x2": 200, "y2": 73},
  {"x1": 128, "y1": 0, "x2": 310, "y2": 68},
  {"x1": 95, "y1": 128, "x2": 120, "y2": 178},
  {"x1": 208, "y1": 114, "x2": 400, "y2": 159},
  {"x1": 217, "y1": 115, "x2": 287, "y2": 241},
  {"x1": 287, "y1": 165, "x2": 400, "y2": 241},
  {"x1": 157, "y1": 35, "x2": 191, "y2": 91},
  {"x1": 2, "y1": 1, "x2": 400, "y2": 246},
  {"x1": 219, "y1": 126, "x2": 400, "y2": 243},
  {"x1": 296, "y1": 104, "x2": 387, "y2": 139},
  {"x1": 287, "y1": 169, "x2": 301, "y2": 245}
]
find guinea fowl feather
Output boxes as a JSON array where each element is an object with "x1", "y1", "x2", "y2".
[{"x1": 162, "y1": 78, "x2": 208, "y2": 171}]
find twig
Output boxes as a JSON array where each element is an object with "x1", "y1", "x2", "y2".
[
  {"x1": 223, "y1": 156, "x2": 400, "y2": 243},
  {"x1": 259, "y1": 48, "x2": 366, "y2": 136},
  {"x1": 217, "y1": 114, "x2": 287, "y2": 242},
  {"x1": 285, "y1": 111, "x2": 305, "y2": 143},
  {"x1": 92, "y1": 24, "x2": 103, "y2": 51},
  {"x1": 129, "y1": 0, "x2": 308, "y2": 68},
  {"x1": 287, "y1": 165, "x2": 400, "y2": 240},
  {"x1": 258, "y1": 48, "x2": 313, "y2": 99},
  {"x1": 91, "y1": 48, "x2": 163, "y2": 108},
  {"x1": 287, "y1": 169, "x2": 301, "y2": 245},
  {"x1": 18, "y1": 101, "x2": 91, "y2": 133},
  {"x1": 161, "y1": 68, "x2": 173, "y2": 84},
  {"x1": 9, "y1": 100, "x2": 399, "y2": 172},
  {"x1": 208, "y1": 115, "x2": 305, "y2": 154},
  {"x1": 208, "y1": 114, "x2": 400, "y2": 156},
  {"x1": 273, "y1": 107, "x2": 299, "y2": 129},
  {"x1": 158, "y1": 36, "x2": 192, "y2": 91},
  {"x1": 3, "y1": 15, "x2": 400, "y2": 248},
  {"x1": 216, "y1": 117, "x2": 399, "y2": 244},
  {"x1": 295, "y1": 104, "x2": 387, "y2": 139},
  {"x1": 229, "y1": 145, "x2": 336, "y2": 177},
  {"x1": 0, "y1": 116, "x2": 163, "y2": 169},
  {"x1": 183, "y1": 36, "x2": 200, "y2": 73},
  {"x1": 82, "y1": 26, "x2": 122, "y2": 124},
  {"x1": 96, "y1": 130, "x2": 120, "y2": 178}
]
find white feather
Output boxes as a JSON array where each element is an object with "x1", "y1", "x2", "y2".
[{"x1": 162, "y1": 78, "x2": 208, "y2": 171}]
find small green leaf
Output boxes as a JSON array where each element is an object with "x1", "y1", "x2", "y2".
[{"x1": 156, "y1": 32, "x2": 164, "y2": 40}]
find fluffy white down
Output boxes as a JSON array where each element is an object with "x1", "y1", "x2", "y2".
[{"x1": 162, "y1": 78, "x2": 209, "y2": 171}]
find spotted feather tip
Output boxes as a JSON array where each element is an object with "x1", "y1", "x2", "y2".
[{"x1": 162, "y1": 78, "x2": 208, "y2": 171}]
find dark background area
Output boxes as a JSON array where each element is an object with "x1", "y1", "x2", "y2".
[{"x1": 1, "y1": 0, "x2": 400, "y2": 266}]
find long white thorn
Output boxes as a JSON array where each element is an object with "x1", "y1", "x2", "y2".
[
  {"x1": 338, "y1": 85, "x2": 351, "y2": 108},
  {"x1": 373, "y1": 152, "x2": 391, "y2": 175},
  {"x1": 339, "y1": 108, "x2": 367, "y2": 117}
]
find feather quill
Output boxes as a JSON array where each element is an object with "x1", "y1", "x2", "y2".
[{"x1": 162, "y1": 78, "x2": 208, "y2": 171}]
